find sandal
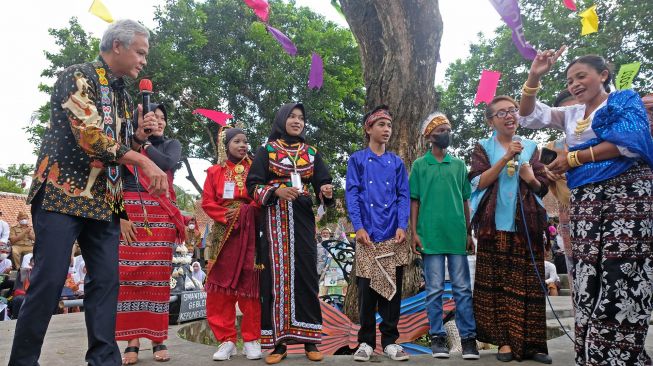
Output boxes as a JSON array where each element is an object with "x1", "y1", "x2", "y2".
[
  {"x1": 122, "y1": 346, "x2": 139, "y2": 365},
  {"x1": 152, "y1": 344, "x2": 170, "y2": 362}
]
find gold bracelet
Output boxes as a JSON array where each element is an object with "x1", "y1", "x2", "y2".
[
  {"x1": 522, "y1": 89, "x2": 538, "y2": 97},
  {"x1": 566, "y1": 151, "x2": 576, "y2": 168},
  {"x1": 589, "y1": 146, "x2": 596, "y2": 162},
  {"x1": 567, "y1": 151, "x2": 584, "y2": 168},
  {"x1": 522, "y1": 82, "x2": 542, "y2": 96}
]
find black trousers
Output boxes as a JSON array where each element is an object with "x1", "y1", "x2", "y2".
[
  {"x1": 9, "y1": 189, "x2": 121, "y2": 366},
  {"x1": 357, "y1": 266, "x2": 403, "y2": 349}
]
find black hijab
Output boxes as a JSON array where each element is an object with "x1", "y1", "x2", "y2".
[{"x1": 268, "y1": 102, "x2": 306, "y2": 143}]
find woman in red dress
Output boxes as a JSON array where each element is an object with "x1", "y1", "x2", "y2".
[
  {"x1": 202, "y1": 128, "x2": 262, "y2": 361},
  {"x1": 116, "y1": 103, "x2": 185, "y2": 364}
]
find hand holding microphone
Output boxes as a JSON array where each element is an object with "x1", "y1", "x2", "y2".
[
  {"x1": 504, "y1": 135, "x2": 524, "y2": 163},
  {"x1": 139, "y1": 79, "x2": 153, "y2": 134},
  {"x1": 133, "y1": 79, "x2": 156, "y2": 144}
]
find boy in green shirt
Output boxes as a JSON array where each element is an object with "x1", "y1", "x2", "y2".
[{"x1": 409, "y1": 113, "x2": 478, "y2": 360}]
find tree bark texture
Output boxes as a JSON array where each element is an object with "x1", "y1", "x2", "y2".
[{"x1": 340, "y1": 0, "x2": 443, "y2": 324}]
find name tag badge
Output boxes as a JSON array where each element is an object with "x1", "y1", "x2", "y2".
[
  {"x1": 291, "y1": 172, "x2": 302, "y2": 190},
  {"x1": 223, "y1": 181, "x2": 235, "y2": 199}
]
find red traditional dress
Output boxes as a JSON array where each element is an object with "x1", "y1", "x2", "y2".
[
  {"x1": 202, "y1": 158, "x2": 261, "y2": 343},
  {"x1": 115, "y1": 136, "x2": 185, "y2": 343}
]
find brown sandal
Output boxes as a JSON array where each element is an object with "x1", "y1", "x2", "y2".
[
  {"x1": 152, "y1": 344, "x2": 170, "y2": 362},
  {"x1": 122, "y1": 346, "x2": 139, "y2": 365}
]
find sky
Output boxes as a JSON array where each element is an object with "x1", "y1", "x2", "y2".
[{"x1": 0, "y1": 0, "x2": 501, "y2": 193}]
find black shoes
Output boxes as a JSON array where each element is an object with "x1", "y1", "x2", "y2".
[
  {"x1": 430, "y1": 335, "x2": 449, "y2": 358},
  {"x1": 532, "y1": 353, "x2": 553, "y2": 364},
  {"x1": 461, "y1": 337, "x2": 479, "y2": 360},
  {"x1": 496, "y1": 351, "x2": 513, "y2": 362}
]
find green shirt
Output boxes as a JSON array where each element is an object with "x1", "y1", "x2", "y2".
[{"x1": 409, "y1": 151, "x2": 471, "y2": 255}]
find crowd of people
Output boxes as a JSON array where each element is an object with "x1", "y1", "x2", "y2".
[{"x1": 5, "y1": 18, "x2": 653, "y2": 366}]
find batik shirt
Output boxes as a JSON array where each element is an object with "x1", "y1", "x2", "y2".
[{"x1": 27, "y1": 57, "x2": 131, "y2": 221}]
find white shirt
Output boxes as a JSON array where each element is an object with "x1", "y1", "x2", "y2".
[
  {"x1": 0, "y1": 258, "x2": 11, "y2": 273},
  {"x1": 555, "y1": 235, "x2": 565, "y2": 251},
  {"x1": 544, "y1": 261, "x2": 560, "y2": 285},
  {"x1": 0, "y1": 220, "x2": 9, "y2": 243},
  {"x1": 21, "y1": 253, "x2": 33, "y2": 269},
  {"x1": 519, "y1": 99, "x2": 638, "y2": 157}
]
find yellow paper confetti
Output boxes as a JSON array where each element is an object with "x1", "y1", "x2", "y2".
[
  {"x1": 89, "y1": 0, "x2": 114, "y2": 23},
  {"x1": 580, "y1": 5, "x2": 598, "y2": 36}
]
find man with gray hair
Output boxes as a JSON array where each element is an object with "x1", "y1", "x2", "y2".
[{"x1": 9, "y1": 19, "x2": 168, "y2": 366}]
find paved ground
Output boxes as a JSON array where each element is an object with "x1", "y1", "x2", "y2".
[{"x1": 0, "y1": 295, "x2": 651, "y2": 365}]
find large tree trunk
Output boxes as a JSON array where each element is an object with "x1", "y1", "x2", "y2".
[{"x1": 340, "y1": 0, "x2": 443, "y2": 323}]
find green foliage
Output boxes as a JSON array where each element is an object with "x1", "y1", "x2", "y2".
[
  {"x1": 439, "y1": 0, "x2": 653, "y2": 162},
  {"x1": 0, "y1": 177, "x2": 23, "y2": 194},
  {"x1": 1, "y1": 164, "x2": 33, "y2": 182},
  {"x1": 26, "y1": 17, "x2": 99, "y2": 154},
  {"x1": 174, "y1": 184, "x2": 199, "y2": 212},
  {"x1": 148, "y1": 0, "x2": 365, "y2": 183},
  {"x1": 0, "y1": 164, "x2": 32, "y2": 194}
]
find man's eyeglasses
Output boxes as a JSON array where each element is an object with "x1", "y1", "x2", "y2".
[{"x1": 491, "y1": 108, "x2": 519, "y2": 119}]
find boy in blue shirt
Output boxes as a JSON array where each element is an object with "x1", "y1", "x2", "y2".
[{"x1": 345, "y1": 105, "x2": 410, "y2": 362}]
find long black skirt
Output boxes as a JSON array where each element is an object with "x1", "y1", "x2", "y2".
[{"x1": 259, "y1": 195, "x2": 322, "y2": 348}]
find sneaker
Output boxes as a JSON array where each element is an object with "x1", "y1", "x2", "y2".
[
  {"x1": 461, "y1": 337, "x2": 480, "y2": 360},
  {"x1": 431, "y1": 335, "x2": 449, "y2": 358},
  {"x1": 353, "y1": 342, "x2": 374, "y2": 362},
  {"x1": 384, "y1": 344, "x2": 410, "y2": 361},
  {"x1": 243, "y1": 341, "x2": 262, "y2": 360},
  {"x1": 213, "y1": 341, "x2": 237, "y2": 361}
]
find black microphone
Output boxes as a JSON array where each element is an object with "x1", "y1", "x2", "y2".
[
  {"x1": 139, "y1": 79, "x2": 153, "y2": 133},
  {"x1": 512, "y1": 135, "x2": 522, "y2": 164}
]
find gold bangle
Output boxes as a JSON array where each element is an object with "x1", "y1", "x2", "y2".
[
  {"x1": 522, "y1": 82, "x2": 542, "y2": 95},
  {"x1": 589, "y1": 146, "x2": 596, "y2": 162},
  {"x1": 521, "y1": 89, "x2": 538, "y2": 97},
  {"x1": 566, "y1": 151, "x2": 575, "y2": 168},
  {"x1": 567, "y1": 151, "x2": 584, "y2": 168}
]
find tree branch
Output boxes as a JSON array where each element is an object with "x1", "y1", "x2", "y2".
[{"x1": 182, "y1": 157, "x2": 203, "y2": 195}]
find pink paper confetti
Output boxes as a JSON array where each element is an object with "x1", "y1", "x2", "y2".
[
  {"x1": 563, "y1": 0, "x2": 577, "y2": 11},
  {"x1": 474, "y1": 70, "x2": 501, "y2": 106},
  {"x1": 308, "y1": 53, "x2": 324, "y2": 90},
  {"x1": 192, "y1": 109, "x2": 234, "y2": 126},
  {"x1": 243, "y1": 0, "x2": 269, "y2": 22},
  {"x1": 266, "y1": 25, "x2": 297, "y2": 56}
]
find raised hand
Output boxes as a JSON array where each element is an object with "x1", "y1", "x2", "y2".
[{"x1": 529, "y1": 45, "x2": 567, "y2": 78}]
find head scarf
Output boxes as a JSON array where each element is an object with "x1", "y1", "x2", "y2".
[
  {"x1": 218, "y1": 127, "x2": 247, "y2": 165},
  {"x1": 421, "y1": 113, "x2": 451, "y2": 136},
  {"x1": 548, "y1": 225, "x2": 557, "y2": 235},
  {"x1": 191, "y1": 261, "x2": 206, "y2": 283},
  {"x1": 268, "y1": 102, "x2": 306, "y2": 143},
  {"x1": 223, "y1": 128, "x2": 245, "y2": 146}
]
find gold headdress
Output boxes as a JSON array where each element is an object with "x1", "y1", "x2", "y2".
[
  {"x1": 217, "y1": 126, "x2": 229, "y2": 167},
  {"x1": 422, "y1": 113, "x2": 451, "y2": 137}
]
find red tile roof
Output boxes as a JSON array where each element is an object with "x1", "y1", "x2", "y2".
[{"x1": 0, "y1": 192, "x2": 31, "y2": 227}]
